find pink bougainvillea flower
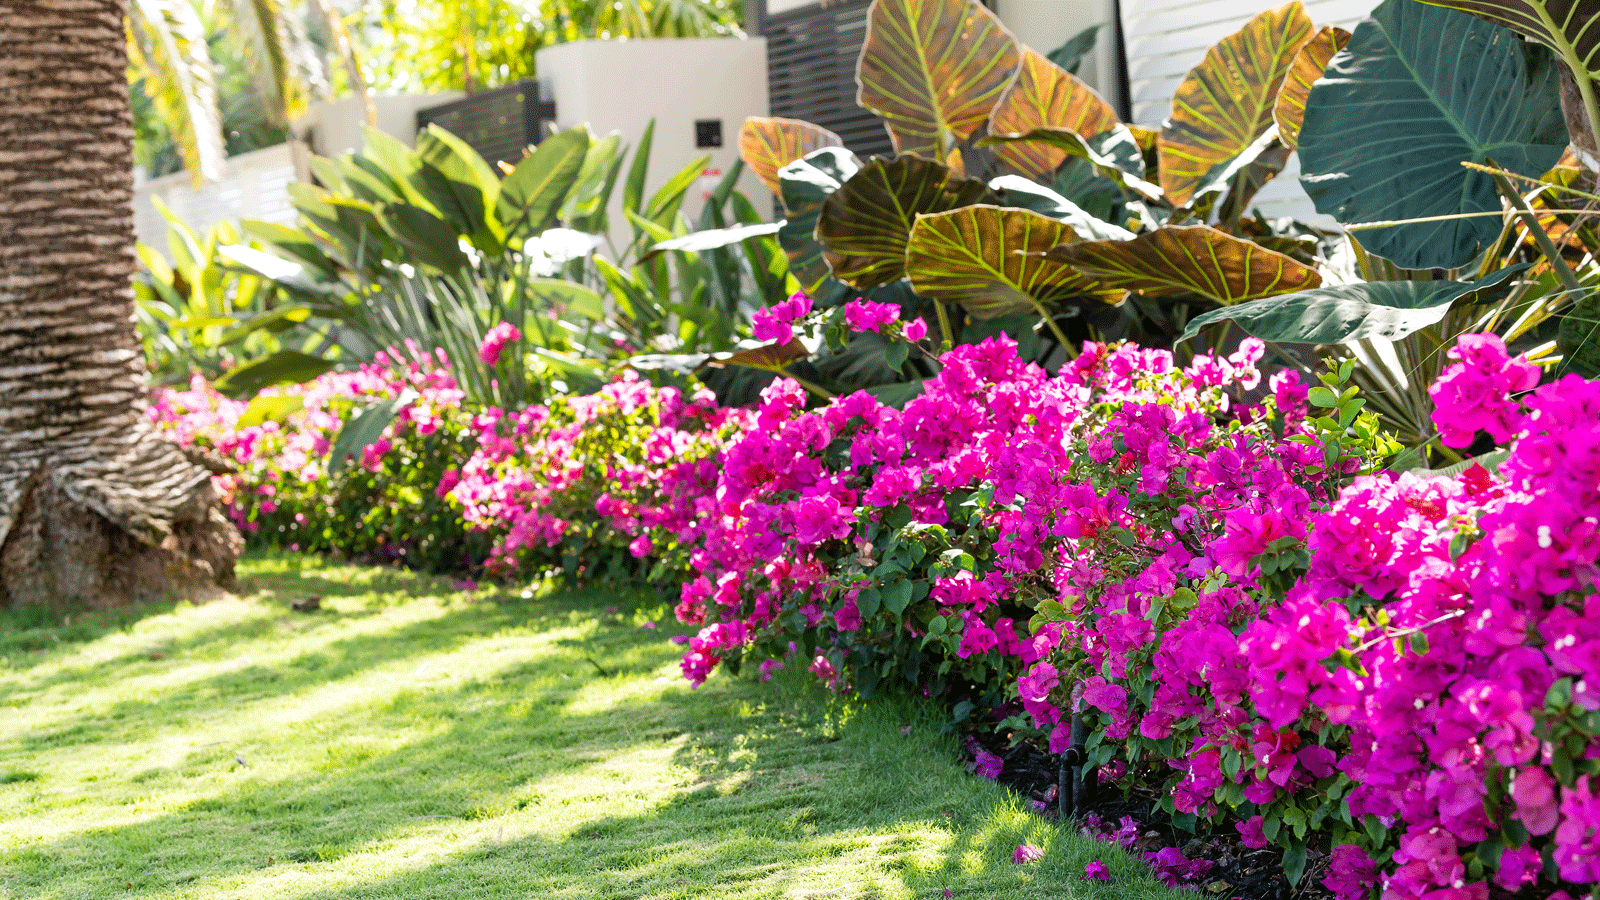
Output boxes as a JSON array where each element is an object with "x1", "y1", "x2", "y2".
[
  {"x1": 842, "y1": 299, "x2": 900, "y2": 333},
  {"x1": 904, "y1": 317, "x2": 928, "y2": 342},
  {"x1": 1083, "y1": 859, "x2": 1112, "y2": 881},
  {"x1": 1012, "y1": 844, "x2": 1044, "y2": 864},
  {"x1": 478, "y1": 321, "x2": 522, "y2": 366}
]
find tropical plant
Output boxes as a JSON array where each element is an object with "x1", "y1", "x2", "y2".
[
  {"x1": 1177, "y1": 0, "x2": 1598, "y2": 451},
  {"x1": 1, "y1": 0, "x2": 239, "y2": 608},
  {"x1": 702, "y1": 0, "x2": 1350, "y2": 403},
  {"x1": 207, "y1": 120, "x2": 791, "y2": 410},
  {"x1": 134, "y1": 199, "x2": 317, "y2": 384},
  {"x1": 360, "y1": 0, "x2": 743, "y2": 95},
  {"x1": 126, "y1": 0, "x2": 374, "y2": 182}
]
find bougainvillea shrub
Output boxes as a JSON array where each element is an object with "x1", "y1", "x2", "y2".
[
  {"x1": 609, "y1": 334, "x2": 1331, "y2": 717},
  {"x1": 446, "y1": 371, "x2": 750, "y2": 581},
  {"x1": 1016, "y1": 334, "x2": 1600, "y2": 899},
  {"x1": 149, "y1": 348, "x2": 488, "y2": 571}
]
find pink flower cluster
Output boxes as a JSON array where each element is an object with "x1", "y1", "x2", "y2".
[
  {"x1": 751, "y1": 291, "x2": 813, "y2": 343},
  {"x1": 448, "y1": 370, "x2": 749, "y2": 576},
  {"x1": 479, "y1": 321, "x2": 523, "y2": 367}
]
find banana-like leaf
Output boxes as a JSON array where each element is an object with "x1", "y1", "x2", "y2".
[
  {"x1": 127, "y1": 0, "x2": 225, "y2": 183},
  {"x1": 1273, "y1": 26, "x2": 1352, "y2": 152},
  {"x1": 381, "y1": 203, "x2": 469, "y2": 272},
  {"x1": 1046, "y1": 23, "x2": 1104, "y2": 76},
  {"x1": 646, "y1": 222, "x2": 783, "y2": 257},
  {"x1": 988, "y1": 48, "x2": 1121, "y2": 181},
  {"x1": 1180, "y1": 264, "x2": 1530, "y2": 344},
  {"x1": 1159, "y1": 1, "x2": 1315, "y2": 207},
  {"x1": 497, "y1": 127, "x2": 589, "y2": 242},
  {"x1": 778, "y1": 148, "x2": 863, "y2": 297},
  {"x1": 988, "y1": 175, "x2": 1135, "y2": 242},
  {"x1": 980, "y1": 125, "x2": 1163, "y2": 201},
  {"x1": 817, "y1": 156, "x2": 995, "y2": 288},
  {"x1": 739, "y1": 117, "x2": 845, "y2": 201},
  {"x1": 214, "y1": 350, "x2": 336, "y2": 398},
  {"x1": 1298, "y1": 0, "x2": 1567, "y2": 269},
  {"x1": 1046, "y1": 225, "x2": 1322, "y2": 304},
  {"x1": 856, "y1": 0, "x2": 1022, "y2": 158},
  {"x1": 906, "y1": 205, "x2": 1123, "y2": 317},
  {"x1": 416, "y1": 124, "x2": 503, "y2": 251},
  {"x1": 1559, "y1": 289, "x2": 1600, "y2": 376}
]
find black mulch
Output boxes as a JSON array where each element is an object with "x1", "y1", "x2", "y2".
[{"x1": 962, "y1": 729, "x2": 1334, "y2": 900}]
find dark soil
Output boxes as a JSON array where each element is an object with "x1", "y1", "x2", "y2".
[{"x1": 963, "y1": 730, "x2": 1334, "y2": 900}]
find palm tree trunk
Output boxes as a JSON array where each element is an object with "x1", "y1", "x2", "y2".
[{"x1": 0, "y1": 0, "x2": 241, "y2": 607}]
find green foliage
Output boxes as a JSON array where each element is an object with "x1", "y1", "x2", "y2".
[
  {"x1": 1179, "y1": 265, "x2": 1530, "y2": 344},
  {"x1": 361, "y1": 0, "x2": 744, "y2": 95},
  {"x1": 192, "y1": 122, "x2": 790, "y2": 408},
  {"x1": 1297, "y1": 0, "x2": 1568, "y2": 269},
  {"x1": 133, "y1": 202, "x2": 315, "y2": 385}
]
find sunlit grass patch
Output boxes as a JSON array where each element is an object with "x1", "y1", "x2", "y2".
[{"x1": 0, "y1": 552, "x2": 1181, "y2": 900}]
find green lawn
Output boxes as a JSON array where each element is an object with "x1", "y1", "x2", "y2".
[{"x1": 0, "y1": 553, "x2": 1179, "y2": 900}]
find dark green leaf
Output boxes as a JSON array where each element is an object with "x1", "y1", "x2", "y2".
[
  {"x1": 1179, "y1": 264, "x2": 1530, "y2": 343},
  {"x1": 1298, "y1": 0, "x2": 1567, "y2": 268},
  {"x1": 497, "y1": 127, "x2": 589, "y2": 242},
  {"x1": 214, "y1": 350, "x2": 334, "y2": 398}
]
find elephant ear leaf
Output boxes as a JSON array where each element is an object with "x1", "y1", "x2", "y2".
[
  {"x1": 1298, "y1": 0, "x2": 1567, "y2": 269},
  {"x1": 718, "y1": 338, "x2": 812, "y2": 373},
  {"x1": 856, "y1": 0, "x2": 1022, "y2": 158},
  {"x1": 1273, "y1": 25, "x2": 1351, "y2": 151},
  {"x1": 1158, "y1": 1, "x2": 1315, "y2": 207},
  {"x1": 1045, "y1": 225, "x2": 1322, "y2": 305},
  {"x1": 817, "y1": 156, "x2": 995, "y2": 289},
  {"x1": 1178, "y1": 264, "x2": 1530, "y2": 344},
  {"x1": 905, "y1": 205, "x2": 1123, "y2": 318},
  {"x1": 1415, "y1": 0, "x2": 1600, "y2": 86},
  {"x1": 777, "y1": 147, "x2": 864, "y2": 298},
  {"x1": 739, "y1": 117, "x2": 845, "y2": 200},
  {"x1": 988, "y1": 48, "x2": 1121, "y2": 181}
]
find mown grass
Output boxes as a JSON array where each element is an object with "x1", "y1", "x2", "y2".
[{"x1": 0, "y1": 552, "x2": 1182, "y2": 900}]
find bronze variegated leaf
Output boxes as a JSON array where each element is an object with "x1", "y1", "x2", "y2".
[
  {"x1": 739, "y1": 117, "x2": 845, "y2": 203},
  {"x1": 856, "y1": 0, "x2": 1022, "y2": 158},
  {"x1": 817, "y1": 156, "x2": 995, "y2": 288},
  {"x1": 988, "y1": 48, "x2": 1121, "y2": 180},
  {"x1": 1045, "y1": 225, "x2": 1322, "y2": 305},
  {"x1": 722, "y1": 338, "x2": 812, "y2": 372},
  {"x1": 1273, "y1": 26, "x2": 1352, "y2": 151},
  {"x1": 906, "y1": 205, "x2": 1123, "y2": 318},
  {"x1": 1158, "y1": 1, "x2": 1315, "y2": 206}
]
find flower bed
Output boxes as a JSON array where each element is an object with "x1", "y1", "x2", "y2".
[{"x1": 149, "y1": 332, "x2": 1600, "y2": 900}]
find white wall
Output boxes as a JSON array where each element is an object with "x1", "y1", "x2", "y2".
[
  {"x1": 134, "y1": 143, "x2": 299, "y2": 252},
  {"x1": 295, "y1": 91, "x2": 465, "y2": 159},
  {"x1": 535, "y1": 37, "x2": 770, "y2": 248}
]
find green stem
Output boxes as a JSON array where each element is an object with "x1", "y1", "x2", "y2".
[
  {"x1": 1032, "y1": 301, "x2": 1077, "y2": 360},
  {"x1": 934, "y1": 301, "x2": 955, "y2": 352},
  {"x1": 1488, "y1": 166, "x2": 1587, "y2": 301}
]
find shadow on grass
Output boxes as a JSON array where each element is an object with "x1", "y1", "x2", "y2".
[{"x1": 2, "y1": 567, "x2": 1151, "y2": 900}]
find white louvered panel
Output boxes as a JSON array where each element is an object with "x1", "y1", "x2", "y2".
[{"x1": 1119, "y1": 0, "x2": 1376, "y2": 221}]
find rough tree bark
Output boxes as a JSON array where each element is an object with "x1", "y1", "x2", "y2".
[{"x1": 0, "y1": 0, "x2": 241, "y2": 608}]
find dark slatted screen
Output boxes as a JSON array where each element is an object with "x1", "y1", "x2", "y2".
[
  {"x1": 764, "y1": 0, "x2": 895, "y2": 161},
  {"x1": 415, "y1": 80, "x2": 559, "y2": 168}
]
